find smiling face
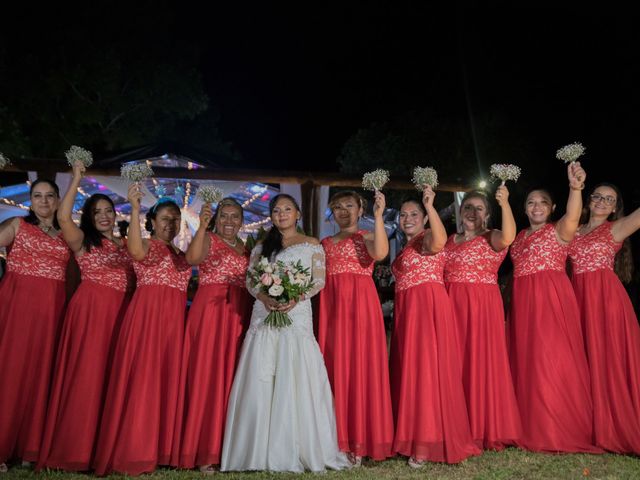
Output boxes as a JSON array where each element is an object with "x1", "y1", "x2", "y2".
[
  {"x1": 460, "y1": 196, "x2": 488, "y2": 232},
  {"x1": 399, "y1": 201, "x2": 426, "y2": 239},
  {"x1": 589, "y1": 185, "x2": 617, "y2": 219},
  {"x1": 215, "y1": 204, "x2": 243, "y2": 240},
  {"x1": 92, "y1": 199, "x2": 116, "y2": 233},
  {"x1": 525, "y1": 190, "x2": 554, "y2": 227},
  {"x1": 271, "y1": 197, "x2": 300, "y2": 231},
  {"x1": 30, "y1": 181, "x2": 59, "y2": 220},
  {"x1": 331, "y1": 195, "x2": 363, "y2": 230},
  {"x1": 151, "y1": 205, "x2": 181, "y2": 243}
]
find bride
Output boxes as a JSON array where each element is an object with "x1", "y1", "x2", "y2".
[{"x1": 220, "y1": 194, "x2": 350, "y2": 473}]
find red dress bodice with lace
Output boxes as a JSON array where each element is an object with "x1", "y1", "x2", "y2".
[
  {"x1": 322, "y1": 230, "x2": 374, "y2": 276},
  {"x1": 77, "y1": 239, "x2": 135, "y2": 292},
  {"x1": 198, "y1": 233, "x2": 250, "y2": 288},
  {"x1": 392, "y1": 232, "x2": 445, "y2": 290},
  {"x1": 134, "y1": 239, "x2": 191, "y2": 291},
  {"x1": 7, "y1": 219, "x2": 70, "y2": 281},
  {"x1": 443, "y1": 233, "x2": 506, "y2": 284},
  {"x1": 568, "y1": 222, "x2": 621, "y2": 274},
  {"x1": 511, "y1": 223, "x2": 568, "y2": 278}
]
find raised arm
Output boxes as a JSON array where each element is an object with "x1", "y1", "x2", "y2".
[
  {"x1": 365, "y1": 190, "x2": 389, "y2": 261},
  {"x1": 421, "y1": 186, "x2": 447, "y2": 254},
  {"x1": 611, "y1": 206, "x2": 640, "y2": 243},
  {"x1": 489, "y1": 184, "x2": 516, "y2": 251},
  {"x1": 57, "y1": 160, "x2": 86, "y2": 253},
  {"x1": 0, "y1": 217, "x2": 19, "y2": 248},
  {"x1": 185, "y1": 204, "x2": 212, "y2": 265},
  {"x1": 556, "y1": 161, "x2": 586, "y2": 243},
  {"x1": 126, "y1": 183, "x2": 149, "y2": 261}
]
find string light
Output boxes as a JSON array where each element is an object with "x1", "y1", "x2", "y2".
[
  {"x1": 241, "y1": 217, "x2": 271, "y2": 233},
  {"x1": 183, "y1": 182, "x2": 192, "y2": 209},
  {"x1": 242, "y1": 186, "x2": 267, "y2": 208}
]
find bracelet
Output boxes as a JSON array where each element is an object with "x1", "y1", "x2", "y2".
[{"x1": 570, "y1": 183, "x2": 585, "y2": 191}]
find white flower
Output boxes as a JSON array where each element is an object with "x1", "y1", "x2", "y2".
[
  {"x1": 412, "y1": 166, "x2": 438, "y2": 190},
  {"x1": 0, "y1": 152, "x2": 11, "y2": 170},
  {"x1": 197, "y1": 185, "x2": 223, "y2": 204},
  {"x1": 268, "y1": 284, "x2": 284, "y2": 296},
  {"x1": 259, "y1": 257, "x2": 269, "y2": 267},
  {"x1": 362, "y1": 169, "x2": 390, "y2": 191},
  {"x1": 556, "y1": 142, "x2": 586, "y2": 163},
  {"x1": 293, "y1": 272, "x2": 307, "y2": 285},
  {"x1": 65, "y1": 145, "x2": 93, "y2": 167},
  {"x1": 121, "y1": 162, "x2": 154, "y2": 182},
  {"x1": 264, "y1": 264, "x2": 273, "y2": 273}
]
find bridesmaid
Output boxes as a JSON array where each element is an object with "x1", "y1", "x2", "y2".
[
  {"x1": 174, "y1": 198, "x2": 251, "y2": 472},
  {"x1": 509, "y1": 162, "x2": 600, "y2": 453},
  {"x1": 93, "y1": 187, "x2": 191, "y2": 476},
  {"x1": 316, "y1": 190, "x2": 394, "y2": 465},
  {"x1": 37, "y1": 161, "x2": 135, "y2": 471},
  {"x1": 390, "y1": 188, "x2": 480, "y2": 467},
  {"x1": 568, "y1": 183, "x2": 640, "y2": 454},
  {"x1": 0, "y1": 179, "x2": 70, "y2": 472},
  {"x1": 443, "y1": 186, "x2": 521, "y2": 450}
]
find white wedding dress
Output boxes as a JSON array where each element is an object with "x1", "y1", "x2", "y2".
[{"x1": 220, "y1": 242, "x2": 350, "y2": 472}]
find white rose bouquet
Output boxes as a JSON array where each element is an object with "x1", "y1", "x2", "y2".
[{"x1": 248, "y1": 257, "x2": 315, "y2": 328}]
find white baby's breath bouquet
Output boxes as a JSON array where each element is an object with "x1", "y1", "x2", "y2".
[
  {"x1": 65, "y1": 145, "x2": 93, "y2": 167},
  {"x1": 556, "y1": 142, "x2": 585, "y2": 164},
  {"x1": 121, "y1": 163, "x2": 154, "y2": 182},
  {"x1": 411, "y1": 166, "x2": 438, "y2": 190},
  {"x1": 490, "y1": 164, "x2": 521, "y2": 186},
  {"x1": 362, "y1": 169, "x2": 390, "y2": 192},
  {"x1": 197, "y1": 185, "x2": 223, "y2": 204},
  {"x1": 0, "y1": 152, "x2": 10, "y2": 170}
]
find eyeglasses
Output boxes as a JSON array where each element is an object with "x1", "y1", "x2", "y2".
[{"x1": 590, "y1": 193, "x2": 616, "y2": 206}]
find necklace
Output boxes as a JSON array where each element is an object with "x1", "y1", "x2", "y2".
[
  {"x1": 39, "y1": 223, "x2": 54, "y2": 234},
  {"x1": 222, "y1": 237, "x2": 238, "y2": 248}
]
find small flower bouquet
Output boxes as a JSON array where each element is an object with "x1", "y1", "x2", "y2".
[
  {"x1": 0, "y1": 152, "x2": 10, "y2": 170},
  {"x1": 248, "y1": 257, "x2": 315, "y2": 328},
  {"x1": 197, "y1": 185, "x2": 223, "y2": 204},
  {"x1": 412, "y1": 166, "x2": 439, "y2": 190},
  {"x1": 121, "y1": 162, "x2": 154, "y2": 182},
  {"x1": 490, "y1": 164, "x2": 521, "y2": 185},
  {"x1": 65, "y1": 145, "x2": 93, "y2": 167},
  {"x1": 556, "y1": 142, "x2": 585, "y2": 164},
  {"x1": 362, "y1": 169, "x2": 390, "y2": 191}
]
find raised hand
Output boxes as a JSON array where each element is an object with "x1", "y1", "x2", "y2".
[
  {"x1": 422, "y1": 185, "x2": 436, "y2": 210},
  {"x1": 199, "y1": 204, "x2": 213, "y2": 231},
  {"x1": 72, "y1": 160, "x2": 86, "y2": 180},
  {"x1": 495, "y1": 184, "x2": 510, "y2": 207},
  {"x1": 373, "y1": 190, "x2": 386, "y2": 218},
  {"x1": 568, "y1": 161, "x2": 586, "y2": 189},
  {"x1": 127, "y1": 183, "x2": 144, "y2": 211}
]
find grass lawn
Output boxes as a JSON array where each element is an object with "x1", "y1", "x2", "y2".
[{"x1": 3, "y1": 449, "x2": 639, "y2": 480}]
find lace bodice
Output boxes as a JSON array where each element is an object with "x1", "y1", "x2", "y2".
[
  {"x1": 6, "y1": 219, "x2": 70, "y2": 281},
  {"x1": 568, "y1": 222, "x2": 621, "y2": 275},
  {"x1": 510, "y1": 223, "x2": 568, "y2": 278},
  {"x1": 199, "y1": 233, "x2": 250, "y2": 288},
  {"x1": 392, "y1": 231, "x2": 445, "y2": 290},
  {"x1": 77, "y1": 239, "x2": 135, "y2": 292},
  {"x1": 321, "y1": 230, "x2": 374, "y2": 276},
  {"x1": 443, "y1": 233, "x2": 506, "y2": 284},
  {"x1": 134, "y1": 239, "x2": 192, "y2": 291}
]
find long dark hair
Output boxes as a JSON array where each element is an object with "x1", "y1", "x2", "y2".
[
  {"x1": 262, "y1": 193, "x2": 301, "y2": 260},
  {"x1": 80, "y1": 194, "x2": 116, "y2": 252},
  {"x1": 24, "y1": 179, "x2": 61, "y2": 229},
  {"x1": 208, "y1": 197, "x2": 244, "y2": 232},
  {"x1": 145, "y1": 198, "x2": 181, "y2": 234},
  {"x1": 582, "y1": 182, "x2": 634, "y2": 283}
]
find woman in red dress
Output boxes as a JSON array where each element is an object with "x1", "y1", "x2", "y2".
[
  {"x1": 509, "y1": 162, "x2": 600, "y2": 453},
  {"x1": 93, "y1": 186, "x2": 191, "y2": 476},
  {"x1": 174, "y1": 198, "x2": 251, "y2": 472},
  {"x1": 0, "y1": 179, "x2": 70, "y2": 472},
  {"x1": 391, "y1": 187, "x2": 480, "y2": 467},
  {"x1": 568, "y1": 183, "x2": 640, "y2": 454},
  {"x1": 37, "y1": 161, "x2": 135, "y2": 471},
  {"x1": 443, "y1": 185, "x2": 521, "y2": 450},
  {"x1": 316, "y1": 190, "x2": 393, "y2": 465}
]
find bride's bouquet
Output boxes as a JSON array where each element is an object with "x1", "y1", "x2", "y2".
[{"x1": 248, "y1": 257, "x2": 315, "y2": 328}]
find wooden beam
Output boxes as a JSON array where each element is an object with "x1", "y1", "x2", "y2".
[{"x1": 4, "y1": 162, "x2": 471, "y2": 192}]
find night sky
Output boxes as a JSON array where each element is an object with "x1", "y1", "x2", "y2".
[{"x1": 3, "y1": 3, "x2": 639, "y2": 199}]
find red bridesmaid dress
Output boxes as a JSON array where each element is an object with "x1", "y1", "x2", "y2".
[
  {"x1": 0, "y1": 219, "x2": 70, "y2": 464},
  {"x1": 509, "y1": 223, "x2": 600, "y2": 453},
  {"x1": 316, "y1": 231, "x2": 394, "y2": 460},
  {"x1": 175, "y1": 233, "x2": 251, "y2": 468},
  {"x1": 569, "y1": 222, "x2": 640, "y2": 454},
  {"x1": 92, "y1": 239, "x2": 191, "y2": 475},
  {"x1": 443, "y1": 233, "x2": 521, "y2": 450},
  {"x1": 38, "y1": 239, "x2": 135, "y2": 471},
  {"x1": 390, "y1": 232, "x2": 480, "y2": 463}
]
